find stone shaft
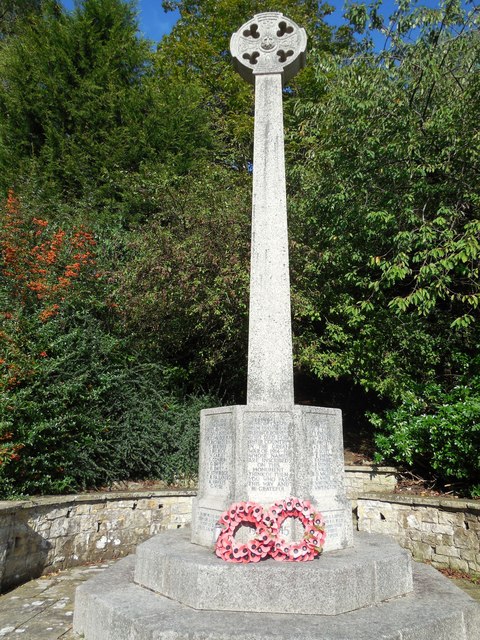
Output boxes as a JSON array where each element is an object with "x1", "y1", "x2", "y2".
[{"x1": 247, "y1": 73, "x2": 294, "y2": 406}]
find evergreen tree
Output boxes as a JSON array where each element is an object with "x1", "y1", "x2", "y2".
[
  {"x1": 0, "y1": 0, "x2": 211, "y2": 224},
  {"x1": 0, "y1": 0, "x2": 44, "y2": 39}
]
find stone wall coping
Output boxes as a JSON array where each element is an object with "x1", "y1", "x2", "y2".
[
  {"x1": 0, "y1": 466, "x2": 396, "y2": 515},
  {"x1": 344, "y1": 465, "x2": 398, "y2": 474},
  {"x1": 358, "y1": 492, "x2": 480, "y2": 513},
  {"x1": 0, "y1": 466, "x2": 396, "y2": 516},
  {"x1": 0, "y1": 489, "x2": 197, "y2": 514}
]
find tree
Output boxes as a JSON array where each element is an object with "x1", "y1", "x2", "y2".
[
  {"x1": 118, "y1": 164, "x2": 251, "y2": 398},
  {"x1": 114, "y1": 0, "x2": 357, "y2": 399},
  {"x1": 286, "y1": 0, "x2": 479, "y2": 490},
  {"x1": 157, "y1": 0, "x2": 354, "y2": 170},
  {"x1": 0, "y1": 0, "x2": 44, "y2": 39},
  {"x1": 0, "y1": 191, "x2": 214, "y2": 497},
  {"x1": 0, "y1": 0, "x2": 212, "y2": 225}
]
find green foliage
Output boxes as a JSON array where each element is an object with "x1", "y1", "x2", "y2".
[
  {"x1": 372, "y1": 375, "x2": 480, "y2": 496},
  {"x1": 289, "y1": 0, "x2": 479, "y2": 397},
  {"x1": 0, "y1": 193, "x2": 214, "y2": 497},
  {"x1": 0, "y1": 0, "x2": 212, "y2": 225},
  {"x1": 158, "y1": 0, "x2": 353, "y2": 169},
  {"x1": 286, "y1": 0, "x2": 480, "y2": 492},
  {"x1": 118, "y1": 164, "x2": 251, "y2": 397},
  {"x1": 1, "y1": 0, "x2": 479, "y2": 497},
  {"x1": 0, "y1": 305, "x2": 214, "y2": 497},
  {"x1": 0, "y1": 0, "x2": 44, "y2": 39}
]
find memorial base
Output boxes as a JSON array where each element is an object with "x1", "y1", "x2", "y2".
[
  {"x1": 134, "y1": 529, "x2": 412, "y2": 616},
  {"x1": 192, "y1": 405, "x2": 353, "y2": 552},
  {"x1": 73, "y1": 529, "x2": 480, "y2": 640}
]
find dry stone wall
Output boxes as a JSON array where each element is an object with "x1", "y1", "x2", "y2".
[
  {"x1": 344, "y1": 466, "x2": 398, "y2": 500},
  {"x1": 0, "y1": 467, "x2": 395, "y2": 592},
  {"x1": 0, "y1": 490, "x2": 194, "y2": 592},
  {"x1": 357, "y1": 494, "x2": 480, "y2": 574}
]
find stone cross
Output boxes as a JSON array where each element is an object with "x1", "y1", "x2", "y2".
[
  {"x1": 191, "y1": 14, "x2": 352, "y2": 553},
  {"x1": 230, "y1": 13, "x2": 307, "y2": 407}
]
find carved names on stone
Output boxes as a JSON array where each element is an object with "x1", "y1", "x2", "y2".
[
  {"x1": 203, "y1": 412, "x2": 233, "y2": 494},
  {"x1": 245, "y1": 412, "x2": 292, "y2": 494},
  {"x1": 304, "y1": 412, "x2": 344, "y2": 493}
]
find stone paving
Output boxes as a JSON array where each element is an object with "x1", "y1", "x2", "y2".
[
  {"x1": 0, "y1": 562, "x2": 114, "y2": 639},
  {"x1": 0, "y1": 560, "x2": 479, "y2": 639}
]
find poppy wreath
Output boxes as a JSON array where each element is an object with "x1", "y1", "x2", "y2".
[
  {"x1": 268, "y1": 498, "x2": 326, "y2": 562},
  {"x1": 215, "y1": 497, "x2": 326, "y2": 563},
  {"x1": 215, "y1": 501, "x2": 277, "y2": 563}
]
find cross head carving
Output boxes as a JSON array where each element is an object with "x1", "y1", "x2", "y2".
[{"x1": 230, "y1": 12, "x2": 307, "y2": 84}]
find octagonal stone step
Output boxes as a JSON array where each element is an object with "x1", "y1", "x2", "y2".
[{"x1": 133, "y1": 529, "x2": 412, "y2": 616}]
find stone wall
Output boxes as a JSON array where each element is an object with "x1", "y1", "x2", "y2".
[
  {"x1": 0, "y1": 490, "x2": 194, "y2": 592},
  {"x1": 0, "y1": 466, "x2": 391, "y2": 592},
  {"x1": 357, "y1": 494, "x2": 480, "y2": 574},
  {"x1": 344, "y1": 465, "x2": 398, "y2": 500},
  {"x1": 3, "y1": 471, "x2": 478, "y2": 593}
]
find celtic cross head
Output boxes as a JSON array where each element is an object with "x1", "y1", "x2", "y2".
[{"x1": 230, "y1": 12, "x2": 307, "y2": 84}]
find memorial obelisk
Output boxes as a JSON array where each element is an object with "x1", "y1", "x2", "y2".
[
  {"x1": 74, "y1": 15, "x2": 480, "y2": 640},
  {"x1": 191, "y1": 12, "x2": 353, "y2": 552}
]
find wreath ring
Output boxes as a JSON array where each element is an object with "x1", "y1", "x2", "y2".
[
  {"x1": 215, "y1": 502, "x2": 276, "y2": 563},
  {"x1": 269, "y1": 498, "x2": 326, "y2": 562}
]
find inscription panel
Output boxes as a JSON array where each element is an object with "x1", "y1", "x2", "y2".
[
  {"x1": 197, "y1": 509, "x2": 219, "y2": 541},
  {"x1": 245, "y1": 411, "x2": 292, "y2": 494},
  {"x1": 322, "y1": 509, "x2": 349, "y2": 551},
  {"x1": 193, "y1": 506, "x2": 222, "y2": 547},
  {"x1": 202, "y1": 411, "x2": 234, "y2": 496},
  {"x1": 304, "y1": 412, "x2": 343, "y2": 492}
]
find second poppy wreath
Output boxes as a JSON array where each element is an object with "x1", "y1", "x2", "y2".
[{"x1": 215, "y1": 498, "x2": 326, "y2": 563}]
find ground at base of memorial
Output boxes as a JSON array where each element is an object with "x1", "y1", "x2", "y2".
[
  {"x1": 0, "y1": 563, "x2": 114, "y2": 640},
  {"x1": 0, "y1": 559, "x2": 479, "y2": 640}
]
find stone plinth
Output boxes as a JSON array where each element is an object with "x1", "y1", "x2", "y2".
[
  {"x1": 74, "y1": 548, "x2": 480, "y2": 640},
  {"x1": 191, "y1": 405, "x2": 353, "y2": 552},
  {"x1": 135, "y1": 529, "x2": 412, "y2": 616}
]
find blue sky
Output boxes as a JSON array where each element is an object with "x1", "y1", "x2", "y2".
[
  {"x1": 60, "y1": 0, "x2": 179, "y2": 41},
  {"x1": 59, "y1": 1, "x2": 457, "y2": 45}
]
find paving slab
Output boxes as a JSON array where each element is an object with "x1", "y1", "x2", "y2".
[{"x1": 0, "y1": 563, "x2": 113, "y2": 639}]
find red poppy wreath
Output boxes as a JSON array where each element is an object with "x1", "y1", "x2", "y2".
[
  {"x1": 215, "y1": 497, "x2": 326, "y2": 563},
  {"x1": 215, "y1": 501, "x2": 277, "y2": 563}
]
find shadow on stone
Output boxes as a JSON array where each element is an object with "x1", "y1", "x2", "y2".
[{"x1": 1, "y1": 520, "x2": 52, "y2": 593}]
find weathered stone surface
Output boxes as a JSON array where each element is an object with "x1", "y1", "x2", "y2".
[
  {"x1": 0, "y1": 491, "x2": 194, "y2": 592},
  {"x1": 192, "y1": 405, "x2": 353, "y2": 551},
  {"x1": 74, "y1": 550, "x2": 480, "y2": 640},
  {"x1": 357, "y1": 494, "x2": 480, "y2": 573},
  {"x1": 230, "y1": 12, "x2": 307, "y2": 84},
  {"x1": 134, "y1": 529, "x2": 412, "y2": 616},
  {"x1": 344, "y1": 466, "x2": 398, "y2": 500},
  {"x1": 190, "y1": 13, "x2": 354, "y2": 554},
  {"x1": 246, "y1": 68, "x2": 294, "y2": 406}
]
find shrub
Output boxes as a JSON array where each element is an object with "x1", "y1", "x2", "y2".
[
  {"x1": 0, "y1": 310, "x2": 214, "y2": 496},
  {"x1": 0, "y1": 192, "x2": 214, "y2": 498},
  {"x1": 372, "y1": 378, "x2": 480, "y2": 496}
]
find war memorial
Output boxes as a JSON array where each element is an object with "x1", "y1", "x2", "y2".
[{"x1": 73, "y1": 13, "x2": 480, "y2": 639}]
